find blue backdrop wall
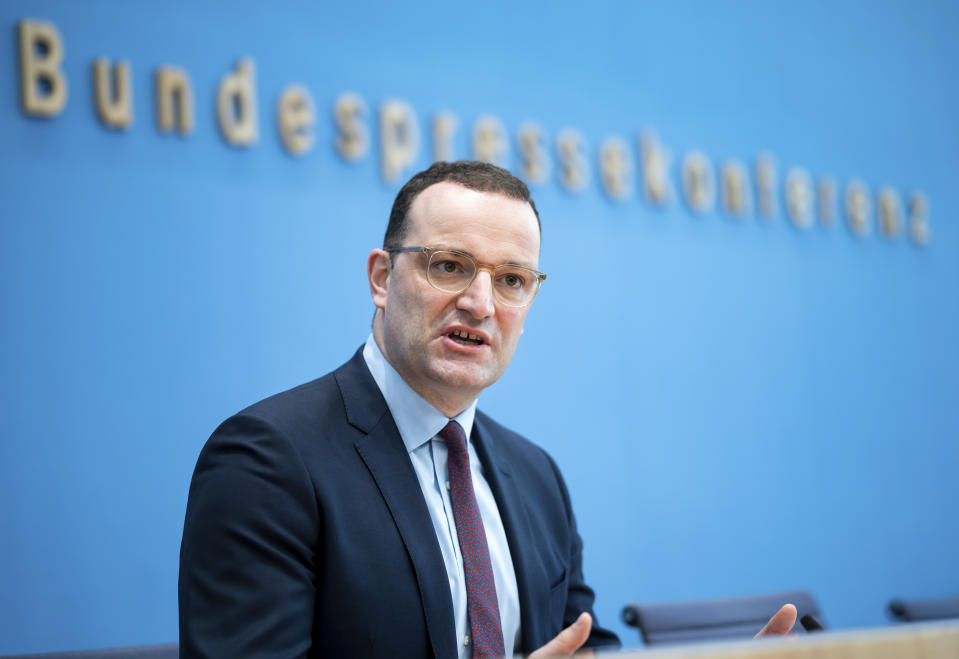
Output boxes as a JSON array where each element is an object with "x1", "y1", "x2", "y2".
[{"x1": 2, "y1": 0, "x2": 957, "y2": 653}]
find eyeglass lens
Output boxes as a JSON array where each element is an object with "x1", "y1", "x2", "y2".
[{"x1": 426, "y1": 251, "x2": 539, "y2": 306}]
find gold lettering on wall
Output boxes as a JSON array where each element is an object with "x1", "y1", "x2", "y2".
[
  {"x1": 845, "y1": 179, "x2": 871, "y2": 237},
  {"x1": 755, "y1": 153, "x2": 777, "y2": 220},
  {"x1": 599, "y1": 137, "x2": 633, "y2": 201},
  {"x1": 681, "y1": 151, "x2": 715, "y2": 214},
  {"x1": 432, "y1": 112, "x2": 458, "y2": 163},
  {"x1": 638, "y1": 131, "x2": 671, "y2": 205},
  {"x1": 217, "y1": 58, "x2": 258, "y2": 147},
  {"x1": 18, "y1": 20, "x2": 68, "y2": 118},
  {"x1": 785, "y1": 167, "x2": 814, "y2": 229},
  {"x1": 878, "y1": 186, "x2": 902, "y2": 239},
  {"x1": 516, "y1": 122, "x2": 549, "y2": 185},
  {"x1": 556, "y1": 129, "x2": 589, "y2": 193},
  {"x1": 333, "y1": 92, "x2": 369, "y2": 161},
  {"x1": 155, "y1": 66, "x2": 194, "y2": 135},
  {"x1": 720, "y1": 160, "x2": 749, "y2": 218},
  {"x1": 6, "y1": 22, "x2": 932, "y2": 246},
  {"x1": 379, "y1": 99, "x2": 419, "y2": 183},
  {"x1": 93, "y1": 58, "x2": 132, "y2": 129},
  {"x1": 276, "y1": 85, "x2": 315, "y2": 156},
  {"x1": 472, "y1": 115, "x2": 507, "y2": 167}
]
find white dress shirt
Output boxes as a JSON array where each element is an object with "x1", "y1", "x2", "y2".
[{"x1": 363, "y1": 335, "x2": 521, "y2": 658}]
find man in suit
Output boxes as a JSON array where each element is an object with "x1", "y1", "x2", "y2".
[{"x1": 179, "y1": 161, "x2": 796, "y2": 657}]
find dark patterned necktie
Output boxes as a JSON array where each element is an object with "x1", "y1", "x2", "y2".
[{"x1": 440, "y1": 419, "x2": 505, "y2": 658}]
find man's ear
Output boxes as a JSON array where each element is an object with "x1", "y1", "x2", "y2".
[{"x1": 368, "y1": 249, "x2": 391, "y2": 309}]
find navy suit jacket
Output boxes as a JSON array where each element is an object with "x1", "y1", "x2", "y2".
[{"x1": 179, "y1": 348, "x2": 620, "y2": 657}]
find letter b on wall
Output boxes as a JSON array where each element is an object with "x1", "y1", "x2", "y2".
[{"x1": 19, "y1": 20, "x2": 68, "y2": 117}]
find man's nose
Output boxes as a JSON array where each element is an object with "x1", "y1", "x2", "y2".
[{"x1": 456, "y1": 269, "x2": 495, "y2": 319}]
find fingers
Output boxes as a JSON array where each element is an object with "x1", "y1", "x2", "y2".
[
  {"x1": 755, "y1": 603, "x2": 798, "y2": 638},
  {"x1": 528, "y1": 612, "x2": 593, "y2": 658}
]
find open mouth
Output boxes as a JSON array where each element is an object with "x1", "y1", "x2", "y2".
[{"x1": 448, "y1": 329, "x2": 484, "y2": 346}]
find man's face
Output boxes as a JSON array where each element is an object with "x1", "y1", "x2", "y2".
[{"x1": 370, "y1": 181, "x2": 541, "y2": 414}]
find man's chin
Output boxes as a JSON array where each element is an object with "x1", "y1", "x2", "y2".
[{"x1": 429, "y1": 361, "x2": 498, "y2": 394}]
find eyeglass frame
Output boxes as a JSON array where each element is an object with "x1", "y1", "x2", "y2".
[{"x1": 384, "y1": 245, "x2": 547, "y2": 308}]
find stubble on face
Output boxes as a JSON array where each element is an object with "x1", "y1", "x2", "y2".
[{"x1": 372, "y1": 182, "x2": 541, "y2": 416}]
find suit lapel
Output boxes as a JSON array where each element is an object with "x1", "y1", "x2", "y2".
[
  {"x1": 336, "y1": 350, "x2": 458, "y2": 659},
  {"x1": 472, "y1": 415, "x2": 549, "y2": 654}
]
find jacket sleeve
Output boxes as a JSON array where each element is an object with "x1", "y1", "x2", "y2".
[{"x1": 178, "y1": 414, "x2": 320, "y2": 658}]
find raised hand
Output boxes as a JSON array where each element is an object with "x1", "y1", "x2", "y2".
[
  {"x1": 754, "y1": 603, "x2": 798, "y2": 637},
  {"x1": 529, "y1": 612, "x2": 594, "y2": 658}
]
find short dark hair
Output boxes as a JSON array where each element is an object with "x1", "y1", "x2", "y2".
[{"x1": 383, "y1": 160, "x2": 541, "y2": 248}]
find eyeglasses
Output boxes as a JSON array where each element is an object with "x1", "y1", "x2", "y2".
[{"x1": 385, "y1": 246, "x2": 547, "y2": 308}]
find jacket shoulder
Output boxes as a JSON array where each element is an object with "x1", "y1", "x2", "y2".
[
  {"x1": 227, "y1": 347, "x2": 378, "y2": 442},
  {"x1": 239, "y1": 370, "x2": 341, "y2": 430}
]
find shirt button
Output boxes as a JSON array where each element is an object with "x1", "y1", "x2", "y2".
[
  {"x1": 446, "y1": 481, "x2": 451, "y2": 491},
  {"x1": 464, "y1": 635, "x2": 470, "y2": 647}
]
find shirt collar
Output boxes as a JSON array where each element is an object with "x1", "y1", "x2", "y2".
[{"x1": 362, "y1": 334, "x2": 477, "y2": 453}]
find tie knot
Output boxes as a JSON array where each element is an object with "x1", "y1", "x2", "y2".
[{"x1": 439, "y1": 419, "x2": 468, "y2": 454}]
